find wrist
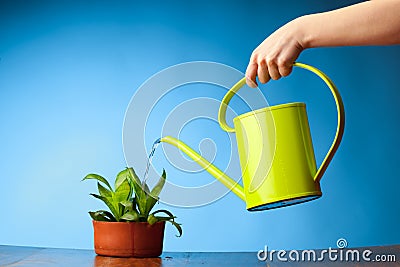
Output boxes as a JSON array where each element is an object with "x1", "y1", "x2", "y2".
[{"x1": 291, "y1": 15, "x2": 314, "y2": 49}]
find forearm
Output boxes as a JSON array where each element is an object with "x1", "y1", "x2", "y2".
[
  {"x1": 245, "y1": 0, "x2": 400, "y2": 86},
  {"x1": 296, "y1": 0, "x2": 400, "y2": 48}
]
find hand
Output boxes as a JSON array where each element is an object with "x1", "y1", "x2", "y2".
[{"x1": 245, "y1": 18, "x2": 305, "y2": 88}]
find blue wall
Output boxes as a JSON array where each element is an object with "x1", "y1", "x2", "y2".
[{"x1": 1, "y1": 0, "x2": 399, "y2": 251}]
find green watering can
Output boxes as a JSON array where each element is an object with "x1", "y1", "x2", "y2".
[{"x1": 160, "y1": 62, "x2": 345, "y2": 211}]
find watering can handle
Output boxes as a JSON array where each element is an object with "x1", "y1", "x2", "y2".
[{"x1": 218, "y1": 62, "x2": 345, "y2": 182}]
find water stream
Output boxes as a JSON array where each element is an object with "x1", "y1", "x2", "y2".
[{"x1": 142, "y1": 138, "x2": 162, "y2": 186}]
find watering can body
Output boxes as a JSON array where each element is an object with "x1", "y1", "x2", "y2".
[
  {"x1": 160, "y1": 62, "x2": 345, "y2": 211},
  {"x1": 233, "y1": 102, "x2": 321, "y2": 210}
]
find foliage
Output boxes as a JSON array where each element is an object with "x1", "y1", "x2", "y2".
[{"x1": 83, "y1": 167, "x2": 182, "y2": 237}]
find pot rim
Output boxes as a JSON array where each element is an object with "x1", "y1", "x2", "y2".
[{"x1": 92, "y1": 220, "x2": 166, "y2": 225}]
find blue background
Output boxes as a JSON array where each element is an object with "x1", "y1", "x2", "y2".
[{"x1": 1, "y1": 0, "x2": 399, "y2": 251}]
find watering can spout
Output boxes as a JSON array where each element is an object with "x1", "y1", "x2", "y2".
[{"x1": 159, "y1": 136, "x2": 246, "y2": 201}]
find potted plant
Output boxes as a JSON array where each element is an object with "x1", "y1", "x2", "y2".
[{"x1": 83, "y1": 167, "x2": 182, "y2": 257}]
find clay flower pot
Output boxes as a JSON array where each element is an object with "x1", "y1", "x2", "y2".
[{"x1": 93, "y1": 220, "x2": 165, "y2": 257}]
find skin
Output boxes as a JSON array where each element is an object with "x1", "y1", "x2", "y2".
[{"x1": 246, "y1": 0, "x2": 400, "y2": 87}]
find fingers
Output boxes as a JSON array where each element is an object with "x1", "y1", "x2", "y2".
[
  {"x1": 267, "y1": 60, "x2": 281, "y2": 81},
  {"x1": 246, "y1": 59, "x2": 294, "y2": 87},
  {"x1": 257, "y1": 60, "x2": 270, "y2": 84},
  {"x1": 245, "y1": 62, "x2": 258, "y2": 88},
  {"x1": 278, "y1": 61, "x2": 293, "y2": 77},
  {"x1": 246, "y1": 55, "x2": 294, "y2": 87}
]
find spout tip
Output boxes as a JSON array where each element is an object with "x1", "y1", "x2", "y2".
[{"x1": 155, "y1": 137, "x2": 162, "y2": 144}]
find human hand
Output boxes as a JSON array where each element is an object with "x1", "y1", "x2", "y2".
[{"x1": 245, "y1": 18, "x2": 305, "y2": 88}]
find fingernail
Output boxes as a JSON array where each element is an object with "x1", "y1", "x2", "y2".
[{"x1": 246, "y1": 79, "x2": 257, "y2": 88}]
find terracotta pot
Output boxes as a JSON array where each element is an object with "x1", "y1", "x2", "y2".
[{"x1": 92, "y1": 220, "x2": 165, "y2": 258}]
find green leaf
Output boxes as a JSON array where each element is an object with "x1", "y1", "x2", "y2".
[
  {"x1": 147, "y1": 214, "x2": 158, "y2": 225},
  {"x1": 143, "y1": 183, "x2": 150, "y2": 194},
  {"x1": 151, "y1": 209, "x2": 182, "y2": 237},
  {"x1": 96, "y1": 183, "x2": 118, "y2": 218},
  {"x1": 121, "y1": 211, "x2": 139, "y2": 222},
  {"x1": 144, "y1": 196, "x2": 157, "y2": 217},
  {"x1": 152, "y1": 215, "x2": 182, "y2": 237},
  {"x1": 127, "y1": 168, "x2": 144, "y2": 197},
  {"x1": 114, "y1": 179, "x2": 131, "y2": 203},
  {"x1": 98, "y1": 182, "x2": 113, "y2": 198},
  {"x1": 169, "y1": 220, "x2": 183, "y2": 237},
  {"x1": 89, "y1": 211, "x2": 107, "y2": 221},
  {"x1": 127, "y1": 168, "x2": 144, "y2": 199},
  {"x1": 90, "y1": 193, "x2": 120, "y2": 221},
  {"x1": 150, "y1": 169, "x2": 166, "y2": 199},
  {"x1": 115, "y1": 168, "x2": 130, "y2": 190},
  {"x1": 83, "y1": 174, "x2": 112, "y2": 191},
  {"x1": 143, "y1": 170, "x2": 167, "y2": 216},
  {"x1": 152, "y1": 209, "x2": 175, "y2": 221},
  {"x1": 114, "y1": 179, "x2": 131, "y2": 215},
  {"x1": 137, "y1": 197, "x2": 148, "y2": 216},
  {"x1": 89, "y1": 210, "x2": 116, "y2": 222},
  {"x1": 97, "y1": 210, "x2": 116, "y2": 221},
  {"x1": 128, "y1": 168, "x2": 148, "y2": 216},
  {"x1": 119, "y1": 200, "x2": 133, "y2": 212},
  {"x1": 154, "y1": 216, "x2": 176, "y2": 221},
  {"x1": 127, "y1": 167, "x2": 142, "y2": 188},
  {"x1": 131, "y1": 197, "x2": 137, "y2": 206}
]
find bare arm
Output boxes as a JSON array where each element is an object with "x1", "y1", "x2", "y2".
[{"x1": 246, "y1": 0, "x2": 400, "y2": 87}]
